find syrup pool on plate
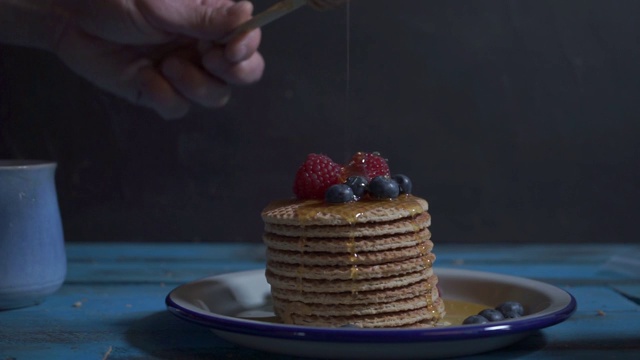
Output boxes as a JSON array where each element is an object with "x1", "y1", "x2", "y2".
[{"x1": 440, "y1": 299, "x2": 489, "y2": 325}]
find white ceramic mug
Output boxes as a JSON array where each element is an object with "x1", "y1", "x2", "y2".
[{"x1": 0, "y1": 160, "x2": 66, "y2": 310}]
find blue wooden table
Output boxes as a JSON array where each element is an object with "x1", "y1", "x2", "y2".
[{"x1": 1, "y1": 243, "x2": 639, "y2": 359}]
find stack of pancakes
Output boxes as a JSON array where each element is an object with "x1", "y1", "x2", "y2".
[{"x1": 261, "y1": 194, "x2": 445, "y2": 328}]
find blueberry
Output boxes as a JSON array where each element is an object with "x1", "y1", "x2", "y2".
[
  {"x1": 496, "y1": 301, "x2": 525, "y2": 319},
  {"x1": 462, "y1": 315, "x2": 489, "y2": 325},
  {"x1": 325, "y1": 184, "x2": 355, "y2": 203},
  {"x1": 503, "y1": 310, "x2": 522, "y2": 319},
  {"x1": 368, "y1": 176, "x2": 400, "y2": 199},
  {"x1": 478, "y1": 309, "x2": 505, "y2": 322},
  {"x1": 392, "y1": 174, "x2": 412, "y2": 194},
  {"x1": 345, "y1": 176, "x2": 368, "y2": 198}
]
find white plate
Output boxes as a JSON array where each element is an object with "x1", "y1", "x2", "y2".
[{"x1": 166, "y1": 268, "x2": 576, "y2": 359}]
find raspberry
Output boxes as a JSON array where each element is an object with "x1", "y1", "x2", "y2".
[
  {"x1": 343, "y1": 152, "x2": 390, "y2": 180},
  {"x1": 293, "y1": 154, "x2": 343, "y2": 199}
]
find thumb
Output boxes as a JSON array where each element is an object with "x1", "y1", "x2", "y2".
[{"x1": 138, "y1": 0, "x2": 254, "y2": 41}]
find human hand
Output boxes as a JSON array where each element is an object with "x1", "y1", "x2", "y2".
[{"x1": 54, "y1": 0, "x2": 264, "y2": 119}]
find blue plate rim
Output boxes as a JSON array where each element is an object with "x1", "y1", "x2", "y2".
[{"x1": 165, "y1": 268, "x2": 577, "y2": 343}]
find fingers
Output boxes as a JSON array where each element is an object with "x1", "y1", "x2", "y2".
[
  {"x1": 55, "y1": 29, "x2": 190, "y2": 119},
  {"x1": 135, "y1": 0, "x2": 265, "y2": 109},
  {"x1": 161, "y1": 57, "x2": 231, "y2": 108},
  {"x1": 118, "y1": 56, "x2": 237, "y2": 119},
  {"x1": 157, "y1": 35, "x2": 261, "y2": 109},
  {"x1": 126, "y1": 61, "x2": 191, "y2": 119},
  {"x1": 139, "y1": 0, "x2": 255, "y2": 41},
  {"x1": 96, "y1": 43, "x2": 261, "y2": 118},
  {"x1": 202, "y1": 49, "x2": 265, "y2": 86},
  {"x1": 56, "y1": 0, "x2": 265, "y2": 119},
  {"x1": 224, "y1": 27, "x2": 262, "y2": 63},
  {"x1": 155, "y1": 42, "x2": 263, "y2": 112},
  {"x1": 202, "y1": 35, "x2": 265, "y2": 85}
]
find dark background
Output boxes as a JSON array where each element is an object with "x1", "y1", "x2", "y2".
[{"x1": 1, "y1": 0, "x2": 639, "y2": 244}]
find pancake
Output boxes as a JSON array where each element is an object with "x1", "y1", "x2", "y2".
[
  {"x1": 275, "y1": 298, "x2": 446, "y2": 328},
  {"x1": 274, "y1": 294, "x2": 443, "y2": 319},
  {"x1": 264, "y1": 212, "x2": 431, "y2": 238},
  {"x1": 266, "y1": 241, "x2": 434, "y2": 266},
  {"x1": 261, "y1": 196, "x2": 429, "y2": 226},
  {"x1": 266, "y1": 265, "x2": 434, "y2": 291},
  {"x1": 270, "y1": 275, "x2": 440, "y2": 305},
  {"x1": 263, "y1": 228, "x2": 432, "y2": 253},
  {"x1": 262, "y1": 194, "x2": 445, "y2": 328}
]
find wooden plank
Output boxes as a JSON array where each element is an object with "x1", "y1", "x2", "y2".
[
  {"x1": 65, "y1": 262, "x2": 265, "y2": 285},
  {"x1": 0, "y1": 286, "x2": 279, "y2": 359},
  {"x1": 610, "y1": 284, "x2": 640, "y2": 304},
  {"x1": 65, "y1": 243, "x2": 640, "y2": 264},
  {"x1": 66, "y1": 243, "x2": 267, "y2": 262},
  {"x1": 469, "y1": 329, "x2": 640, "y2": 359},
  {"x1": 435, "y1": 264, "x2": 638, "y2": 286},
  {"x1": 1, "y1": 283, "x2": 638, "y2": 360},
  {"x1": 435, "y1": 244, "x2": 637, "y2": 264},
  {"x1": 63, "y1": 243, "x2": 640, "y2": 285},
  {"x1": 62, "y1": 262, "x2": 636, "y2": 286},
  {"x1": 3, "y1": 244, "x2": 639, "y2": 359},
  {"x1": 561, "y1": 286, "x2": 639, "y2": 312}
]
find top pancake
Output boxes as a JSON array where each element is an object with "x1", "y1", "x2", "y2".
[{"x1": 261, "y1": 195, "x2": 429, "y2": 226}]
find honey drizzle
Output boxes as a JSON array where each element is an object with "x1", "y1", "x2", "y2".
[
  {"x1": 296, "y1": 227, "x2": 306, "y2": 292},
  {"x1": 422, "y1": 252, "x2": 437, "y2": 319},
  {"x1": 288, "y1": 195, "x2": 425, "y2": 224},
  {"x1": 342, "y1": 0, "x2": 351, "y2": 159},
  {"x1": 426, "y1": 303, "x2": 438, "y2": 317},
  {"x1": 423, "y1": 255, "x2": 433, "y2": 270},
  {"x1": 347, "y1": 231, "x2": 359, "y2": 295},
  {"x1": 404, "y1": 197, "x2": 437, "y2": 320},
  {"x1": 288, "y1": 196, "x2": 427, "y2": 298},
  {"x1": 274, "y1": 196, "x2": 432, "y2": 318},
  {"x1": 295, "y1": 264, "x2": 304, "y2": 292}
]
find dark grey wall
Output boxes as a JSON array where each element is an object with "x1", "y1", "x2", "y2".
[{"x1": 1, "y1": 0, "x2": 639, "y2": 243}]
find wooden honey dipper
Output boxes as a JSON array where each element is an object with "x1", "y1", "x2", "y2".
[{"x1": 220, "y1": 0, "x2": 347, "y2": 43}]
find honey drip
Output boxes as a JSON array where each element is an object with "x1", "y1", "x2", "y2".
[
  {"x1": 424, "y1": 281, "x2": 433, "y2": 290},
  {"x1": 295, "y1": 264, "x2": 304, "y2": 292},
  {"x1": 298, "y1": 236, "x2": 307, "y2": 253},
  {"x1": 410, "y1": 214, "x2": 422, "y2": 232},
  {"x1": 422, "y1": 268, "x2": 437, "y2": 320},
  {"x1": 426, "y1": 303, "x2": 437, "y2": 316},
  {"x1": 423, "y1": 255, "x2": 433, "y2": 269},
  {"x1": 347, "y1": 228, "x2": 359, "y2": 294},
  {"x1": 418, "y1": 243, "x2": 428, "y2": 259},
  {"x1": 349, "y1": 265, "x2": 359, "y2": 295},
  {"x1": 347, "y1": 235, "x2": 357, "y2": 255},
  {"x1": 296, "y1": 228, "x2": 307, "y2": 293}
]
